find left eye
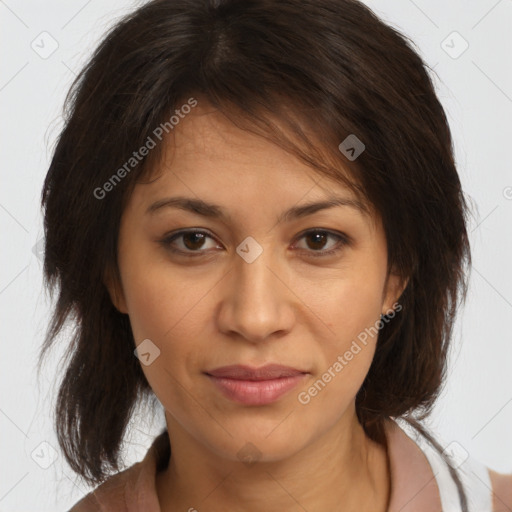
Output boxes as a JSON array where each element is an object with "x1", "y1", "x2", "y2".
[
  {"x1": 161, "y1": 229, "x2": 349, "y2": 257},
  {"x1": 294, "y1": 230, "x2": 348, "y2": 256}
]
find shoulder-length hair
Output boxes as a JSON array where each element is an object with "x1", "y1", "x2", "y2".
[{"x1": 38, "y1": 0, "x2": 472, "y2": 504}]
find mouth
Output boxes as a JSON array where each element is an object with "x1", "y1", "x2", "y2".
[{"x1": 204, "y1": 364, "x2": 309, "y2": 406}]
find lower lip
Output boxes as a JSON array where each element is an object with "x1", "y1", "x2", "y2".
[{"x1": 206, "y1": 374, "x2": 308, "y2": 405}]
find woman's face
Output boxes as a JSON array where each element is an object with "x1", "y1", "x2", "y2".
[{"x1": 110, "y1": 104, "x2": 404, "y2": 463}]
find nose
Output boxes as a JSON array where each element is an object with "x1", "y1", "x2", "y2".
[{"x1": 216, "y1": 240, "x2": 296, "y2": 344}]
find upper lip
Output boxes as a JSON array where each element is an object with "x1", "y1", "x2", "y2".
[{"x1": 205, "y1": 364, "x2": 308, "y2": 381}]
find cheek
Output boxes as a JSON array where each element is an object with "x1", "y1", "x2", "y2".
[
  {"x1": 298, "y1": 290, "x2": 381, "y2": 422},
  {"x1": 119, "y1": 245, "x2": 205, "y2": 342},
  {"x1": 307, "y1": 266, "x2": 385, "y2": 398},
  {"x1": 119, "y1": 254, "x2": 214, "y2": 383},
  {"x1": 321, "y1": 266, "x2": 385, "y2": 346},
  {"x1": 121, "y1": 266, "x2": 209, "y2": 414}
]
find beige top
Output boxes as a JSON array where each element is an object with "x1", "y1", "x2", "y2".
[{"x1": 69, "y1": 418, "x2": 512, "y2": 511}]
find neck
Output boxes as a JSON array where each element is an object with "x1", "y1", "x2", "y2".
[{"x1": 156, "y1": 408, "x2": 391, "y2": 511}]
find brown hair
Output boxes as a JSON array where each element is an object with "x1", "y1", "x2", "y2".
[{"x1": 38, "y1": 0, "x2": 472, "y2": 507}]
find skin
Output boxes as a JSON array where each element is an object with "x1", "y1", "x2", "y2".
[{"x1": 106, "y1": 102, "x2": 407, "y2": 511}]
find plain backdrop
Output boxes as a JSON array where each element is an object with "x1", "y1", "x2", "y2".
[{"x1": 1, "y1": 0, "x2": 511, "y2": 510}]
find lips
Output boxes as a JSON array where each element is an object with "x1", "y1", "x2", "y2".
[
  {"x1": 204, "y1": 364, "x2": 309, "y2": 405},
  {"x1": 205, "y1": 364, "x2": 307, "y2": 380}
]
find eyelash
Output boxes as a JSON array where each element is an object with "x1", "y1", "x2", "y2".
[{"x1": 159, "y1": 229, "x2": 350, "y2": 259}]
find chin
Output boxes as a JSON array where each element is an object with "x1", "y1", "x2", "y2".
[{"x1": 201, "y1": 421, "x2": 311, "y2": 465}]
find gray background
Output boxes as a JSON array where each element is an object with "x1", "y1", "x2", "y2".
[{"x1": 1, "y1": 0, "x2": 511, "y2": 510}]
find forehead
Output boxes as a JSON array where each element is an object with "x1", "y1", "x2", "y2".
[
  {"x1": 129, "y1": 103, "x2": 377, "y2": 229},
  {"x1": 150, "y1": 105, "x2": 345, "y2": 186},
  {"x1": 162, "y1": 105, "x2": 316, "y2": 174}
]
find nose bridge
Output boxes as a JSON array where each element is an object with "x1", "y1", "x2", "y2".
[
  {"x1": 237, "y1": 244, "x2": 277, "y2": 303},
  {"x1": 218, "y1": 235, "x2": 293, "y2": 342}
]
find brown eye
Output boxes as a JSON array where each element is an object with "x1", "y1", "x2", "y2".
[
  {"x1": 294, "y1": 230, "x2": 350, "y2": 258},
  {"x1": 304, "y1": 231, "x2": 329, "y2": 250},
  {"x1": 161, "y1": 230, "x2": 219, "y2": 256},
  {"x1": 181, "y1": 232, "x2": 207, "y2": 250},
  {"x1": 160, "y1": 228, "x2": 350, "y2": 259}
]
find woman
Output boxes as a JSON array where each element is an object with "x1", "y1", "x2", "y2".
[{"x1": 38, "y1": 0, "x2": 512, "y2": 510}]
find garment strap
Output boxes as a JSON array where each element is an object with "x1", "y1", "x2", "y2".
[
  {"x1": 395, "y1": 419, "x2": 493, "y2": 512},
  {"x1": 458, "y1": 455, "x2": 493, "y2": 512}
]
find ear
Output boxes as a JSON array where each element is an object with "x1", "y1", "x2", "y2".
[
  {"x1": 103, "y1": 265, "x2": 128, "y2": 314},
  {"x1": 381, "y1": 268, "x2": 408, "y2": 316}
]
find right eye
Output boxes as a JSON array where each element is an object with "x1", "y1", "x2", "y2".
[{"x1": 160, "y1": 229, "x2": 221, "y2": 256}]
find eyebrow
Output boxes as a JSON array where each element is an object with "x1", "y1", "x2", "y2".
[{"x1": 146, "y1": 195, "x2": 369, "y2": 223}]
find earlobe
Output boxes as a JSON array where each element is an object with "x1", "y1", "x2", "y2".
[{"x1": 103, "y1": 267, "x2": 128, "y2": 314}]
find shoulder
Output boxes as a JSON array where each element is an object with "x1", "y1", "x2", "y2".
[
  {"x1": 68, "y1": 491, "x2": 103, "y2": 511},
  {"x1": 489, "y1": 469, "x2": 512, "y2": 512},
  {"x1": 67, "y1": 430, "x2": 169, "y2": 512},
  {"x1": 68, "y1": 462, "x2": 142, "y2": 511}
]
